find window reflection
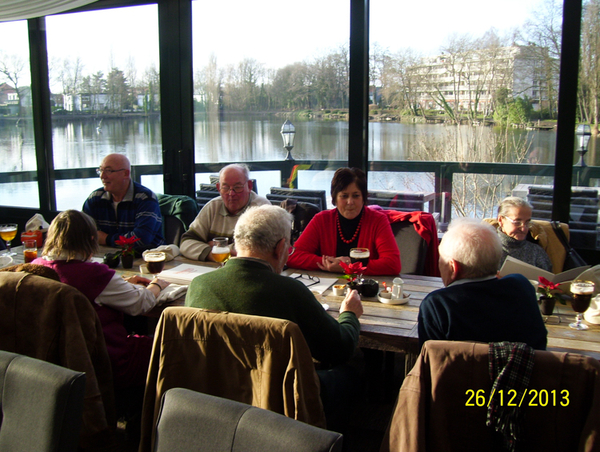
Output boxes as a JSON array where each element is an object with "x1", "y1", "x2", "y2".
[
  {"x1": 46, "y1": 5, "x2": 162, "y2": 209},
  {"x1": 191, "y1": 0, "x2": 349, "y2": 195},
  {"x1": 0, "y1": 20, "x2": 37, "y2": 208},
  {"x1": 370, "y1": 0, "x2": 563, "y2": 222}
]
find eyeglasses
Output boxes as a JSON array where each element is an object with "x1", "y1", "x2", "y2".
[
  {"x1": 219, "y1": 184, "x2": 246, "y2": 194},
  {"x1": 288, "y1": 246, "x2": 295, "y2": 256},
  {"x1": 96, "y1": 168, "x2": 125, "y2": 175},
  {"x1": 294, "y1": 273, "x2": 320, "y2": 287},
  {"x1": 502, "y1": 216, "x2": 531, "y2": 228}
]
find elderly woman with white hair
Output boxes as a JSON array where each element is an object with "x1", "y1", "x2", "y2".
[
  {"x1": 417, "y1": 217, "x2": 547, "y2": 350},
  {"x1": 496, "y1": 196, "x2": 552, "y2": 271}
]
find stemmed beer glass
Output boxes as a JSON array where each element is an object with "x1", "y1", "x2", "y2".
[
  {"x1": 212, "y1": 237, "x2": 231, "y2": 267},
  {"x1": 569, "y1": 280, "x2": 595, "y2": 330},
  {"x1": 0, "y1": 224, "x2": 18, "y2": 257},
  {"x1": 144, "y1": 251, "x2": 166, "y2": 278},
  {"x1": 349, "y1": 247, "x2": 370, "y2": 280}
]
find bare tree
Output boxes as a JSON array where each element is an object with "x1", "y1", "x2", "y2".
[
  {"x1": 379, "y1": 48, "x2": 423, "y2": 116},
  {"x1": 412, "y1": 125, "x2": 532, "y2": 218},
  {"x1": 56, "y1": 57, "x2": 84, "y2": 94},
  {"x1": 580, "y1": 0, "x2": 600, "y2": 133},
  {"x1": 0, "y1": 52, "x2": 26, "y2": 115},
  {"x1": 519, "y1": 0, "x2": 562, "y2": 118}
]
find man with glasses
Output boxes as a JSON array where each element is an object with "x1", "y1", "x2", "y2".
[
  {"x1": 83, "y1": 153, "x2": 164, "y2": 252},
  {"x1": 180, "y1": 163, "x2": 269, "y2": 261},
  {"x1": 185, "y1": 204, "x2": 363, "y2": 427}
]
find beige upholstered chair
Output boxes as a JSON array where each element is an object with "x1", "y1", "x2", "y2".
[
  {"x1": 139, "y1": 307, "x2": 326, "y2": 452},
  {"x1": 483, "y1": 218, "x2": 569, "y2": 273},
  {"x1": 381, "y1": 340, "x2": 600, "y2": 452},
  {"x1": 0, "y1": 271, "x2": 116, "y2": 449}
]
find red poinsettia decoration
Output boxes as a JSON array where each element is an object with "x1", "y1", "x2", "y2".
[
  {"x1": 537, "y1": 276, "x2": 566, "y2": 305},
  {"x1": 114, "y1": 235, "x2": 140, "y2": 256},
  {"x1": 340, "y1": 261, "x2": 367, "y2": 282}
]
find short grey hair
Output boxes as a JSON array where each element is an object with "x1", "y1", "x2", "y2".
[
  {"x1": 234, "y1": 205, "x2": 293, "y2": 255},
  {"x1": 219, "y1": 164, "x2": 250, "y2": 182},
  {"x1": 498, "y1": 196, "x2": 532, "y2": 218},
  {"x1": 439, "y1": 217, "x2": 502, "y2": 278}
]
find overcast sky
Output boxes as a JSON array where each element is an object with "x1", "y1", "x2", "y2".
[{"x1": 0, "y1": 0, "x2": 547, "y2": 90}]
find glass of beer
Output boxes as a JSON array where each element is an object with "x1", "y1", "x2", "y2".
[
  {"x1": 0, "y1": 224, "x2": 18, "y2": 257},
  {"x1": 212, "y1": 237, "x2": 230, "y2": 266},
  {"x1": 349, "y1": 247, "x2": 370, "y2": 279},
  {"x1": 569, "y1": 280, "x2": 595, "y2": 330},
  {"x1": 350, "y1": 248, "x2": 370, "y2": 265},
  {"x1": 23, "y1": 240, "x2": 38, "y2": 263},
  {"x1": 144, "y1": 252, "x2": 166, "y2": 277}
]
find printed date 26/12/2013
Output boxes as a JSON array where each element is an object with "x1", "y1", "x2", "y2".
[{"x1": 465, "y1": 389, "x2": 569, "y2": 407}]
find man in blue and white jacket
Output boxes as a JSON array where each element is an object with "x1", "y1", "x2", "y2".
[{"x1": 83, "y1": 153, "x2": 164, "y2": 253}]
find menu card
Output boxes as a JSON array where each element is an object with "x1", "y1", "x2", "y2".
[
  {"x1": 499, "y1": 256, "x2": 590, "y2": 284},
  {"x1": 159, "y1": 263, "x2": 216, "y2": 285}
]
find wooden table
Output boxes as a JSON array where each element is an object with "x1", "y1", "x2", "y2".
[{"x1": 9, "y1": 246, "x2": 600, "y2": 363}]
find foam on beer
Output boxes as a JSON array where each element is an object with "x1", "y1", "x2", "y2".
[
  {"x1": 350, "y1": 249, "x2": 369, "y2": 259},
  {"x1": 145, "y1": 252, "x2": 165, "y2": 262},
  {"x1": 571, "y1": 282, "x2": 594, "y2": 294}
]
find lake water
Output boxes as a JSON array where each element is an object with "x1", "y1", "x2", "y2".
[{"x1": 1, "y1": 114, "x2": 597, "y2": 212}]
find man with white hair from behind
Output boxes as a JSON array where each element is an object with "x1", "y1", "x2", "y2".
[
  {"x1": 185, "y1": 205, "x2": 363, "y2": 427},
  {"x1": 417, "y1": 217, "x2": 547, "y2": 350}
]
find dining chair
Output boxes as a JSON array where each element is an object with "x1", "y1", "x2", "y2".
[
  {"x1": 269, "y1": 187, "x2": 327, "y2": 211},
  {"x1": 0, "y1": 351, "x2": 86, "y2": 452},
  {"x1": 157, "y1": 193, "x2": 199, "y2": 246},
  {"x1": 154, "y1": 388, "x2": 343, "y2": 452},
  {"x1": 391, "y1": 220, "x2": 428, "y2": 275},
  {"x1": 0, "y1": 271, "x2": 117, "y2": 450},
  {"x1": 139, "y1": 306, "x2": 326, "y2": 452},
  {"x1": 381, "y1": 209, "x2": 440, "y2": 276},
  {"x1": 381, "y1": 340, "x2": 600, "y2": 452}
]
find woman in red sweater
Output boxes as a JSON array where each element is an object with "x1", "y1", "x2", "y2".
[{"x1": 287, "y1": 168, "x2": 401, "y2": 276}]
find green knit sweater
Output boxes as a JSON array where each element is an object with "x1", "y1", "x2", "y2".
[{"x1": 185, "y1": 258, "x2": 360, "y2": 366}]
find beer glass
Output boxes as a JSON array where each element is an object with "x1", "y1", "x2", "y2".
[
  {"x1": 144, "y1": 252, "x2": 166, "y2": 277},
  {"x1": 0, "y1": 224, "x2": 18, "y2": 257},
  {"x1": 569, "y1": 280, "x2": 594, "y2": 330},
  {"x1": 349, "y1": 247, "x2": 370, "y2": 280},
  {"x1": 212, "y1": 237, "x2": 230, "y2": 266}
]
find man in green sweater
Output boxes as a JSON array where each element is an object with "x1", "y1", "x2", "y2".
[{"x1": 185, "y1": 204, "x2": 363, "y2": 424}]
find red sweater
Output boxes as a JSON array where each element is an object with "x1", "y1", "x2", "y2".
[{"x1": 287, "y1": 206, "x2": 401, "y2": 276}]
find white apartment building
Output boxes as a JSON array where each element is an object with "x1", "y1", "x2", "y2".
[
  {"x1": 411, "y1": 45, "x2": 550, "y2": 115},
  {"x1": 63, "y1": 93, "x2": 118, "y2": 112}
]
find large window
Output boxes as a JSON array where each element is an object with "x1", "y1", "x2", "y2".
[
  {"x1": 0, "y1": 20, "x2": 37, "y2": 208},
  {"x1": 365, "y1": 0, "x2": 580, "y2": 227},
  {"x1": 45, "y1": 4, "x2": 161, "y2": 210},
  {"x1": 0, "y1": 0, "x2": 597, "y2": 253},
  {"x1": 191, "y1": 0, "x2": 350, "y2": 200}
]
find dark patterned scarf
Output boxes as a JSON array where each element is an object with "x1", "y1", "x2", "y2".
[{"x1": 486, "y1": 341, "x2": 535, "y2": 452}]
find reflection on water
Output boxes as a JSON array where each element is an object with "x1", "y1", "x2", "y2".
[{"x1": 1, "y1": 114, "x2": 598, "y2": 211}]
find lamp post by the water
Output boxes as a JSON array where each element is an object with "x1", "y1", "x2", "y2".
[
  {"x1": 280, "y1": 120, "x2": 296, "y2": 161},
  {"x1": 576, "y1": 124, "x2": 591, "y2": 167}
]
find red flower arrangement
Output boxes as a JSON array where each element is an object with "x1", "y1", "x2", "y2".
[
  {"x1": 340, "y1": 261, "x2": 367, "y2": 282},
  {"x1": 537, "y1": 276, "x2": 566, "y2": 305},
  {"x1": 114, "y1": 235, "x2": 140, "y2": 256}
]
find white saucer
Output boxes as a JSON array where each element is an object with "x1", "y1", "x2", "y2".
[
  {"x1": 378, "y1": 291, "x2": 410, "y2": 305},
  {"x1": 0, "y1": 255, "x2": 13, "y2": 269}
]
